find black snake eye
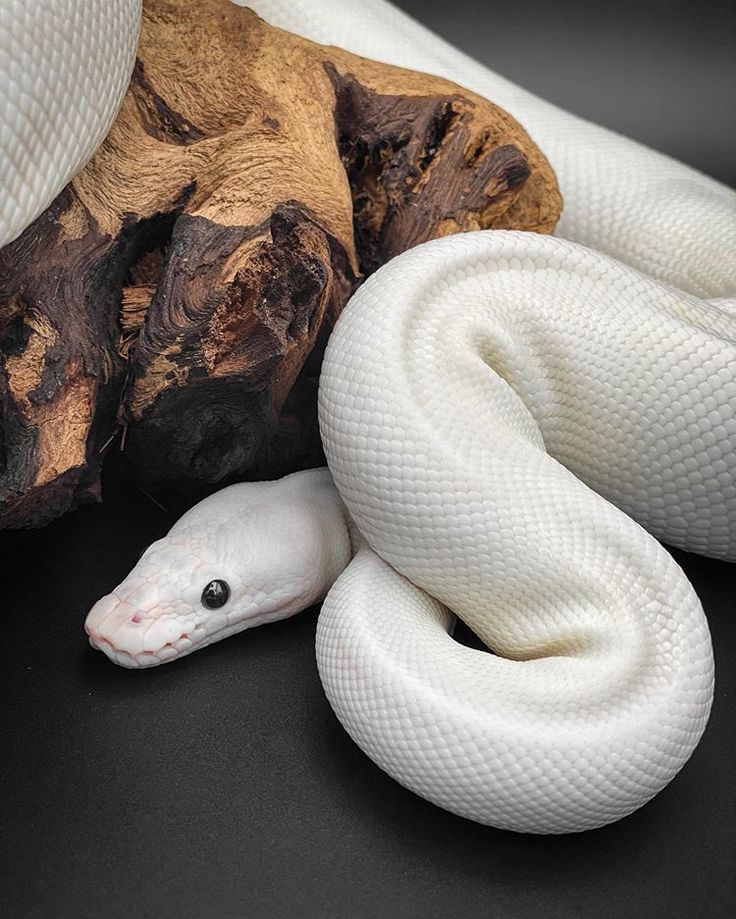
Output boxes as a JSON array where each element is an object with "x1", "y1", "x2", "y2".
[{"x1": 201, "y1": 579, "x2": 230, "y2": 609}]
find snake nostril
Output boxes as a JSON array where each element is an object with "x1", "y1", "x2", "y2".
[{"x1": 131, "y1": 613, "x2": 142, "y2": 624}]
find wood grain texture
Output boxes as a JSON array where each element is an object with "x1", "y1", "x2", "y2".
[{"x1": 0, "y1": 0, "x2": 562, "y2": 527}]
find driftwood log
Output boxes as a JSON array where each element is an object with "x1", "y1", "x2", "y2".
[{"x1": 0, "y1": 0, "x2": 562, "y2": 528}]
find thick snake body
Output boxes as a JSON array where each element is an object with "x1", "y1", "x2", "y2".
[
  {"x1": 317, "y1": 231, "x2": 731, "y2": 832},
  {"x1": 0, "y1": 0, "x2": 140, "y2": 248},
  {"x1": 2, "y1": 0, "x2": 734, "y2": 833}
]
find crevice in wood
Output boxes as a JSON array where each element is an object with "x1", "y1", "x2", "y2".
[
  {"x1": 327, "y1": 64, "x2": 534, "y2": 273},
  {"x1": 131, "y1": 59, "x2": 206, "y2": 145}
]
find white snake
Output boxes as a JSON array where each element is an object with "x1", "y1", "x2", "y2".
[
  {"x1": 0, "y1": 0, "x2": 140, "y2": 249},
  {"x1": 2, "y1": 0, "x2": 734, "y2": 834}
]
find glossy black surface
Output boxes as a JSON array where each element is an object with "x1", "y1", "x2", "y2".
[
  {"x1": 1, "y1": 1, "x2": 734, "y2": 916},
  {"x1": 202, "y1": 579, "x2": 231, "y2": 610}
]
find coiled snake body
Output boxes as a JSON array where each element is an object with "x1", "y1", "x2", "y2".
[
  {"x1": 0, "y1": 0, "x2": 141, "y2": 249},
  {"x1": 3, "y1": 0, "x2": 734, "y2": 833}
]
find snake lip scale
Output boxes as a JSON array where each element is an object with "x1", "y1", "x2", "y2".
[
  {"x1": 4, "y1": 0, "x2": 734, "y2": 834},
  {"x1": 87, "y1": 600, "x2": 301, "y2": 667}
]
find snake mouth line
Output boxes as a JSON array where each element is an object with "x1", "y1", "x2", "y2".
[
  {"x1": 87, "y1": 616, "x2": 256, "y2": 669},
  {"x1": 88, "y1": 631, "x2": 204, "y2": 669}
]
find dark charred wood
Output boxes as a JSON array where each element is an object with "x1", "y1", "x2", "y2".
[
  {"x1": 123, "y1": 204, "x2": 357, "y2": 488},
  {"x1": 328, "y1": 66, "x2": 533, "y2": 274},
  {"x1": 0, "y1": 189, "x2": 123, "y2": 526}
]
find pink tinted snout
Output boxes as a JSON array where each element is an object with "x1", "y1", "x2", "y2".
[
  {"x1": 85, "y1": 592, "x2": 190, "y2": 668},
  {"x1": 85, "y1": 594, "x2": 125, "y2": 644}
]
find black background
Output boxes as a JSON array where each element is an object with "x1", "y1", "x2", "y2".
[{"x1": 1, "y1": 2, "x2": 735, "y2": 917}]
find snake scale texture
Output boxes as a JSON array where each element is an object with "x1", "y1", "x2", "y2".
[
  {"x1": 0, "y1": 0, "x2": 141, "y2": 249},
  {"x1": 3, "y1": 0, "x2": 734, "y2": 834}
]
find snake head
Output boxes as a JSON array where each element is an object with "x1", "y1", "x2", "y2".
[
  {"x1": 85, "y1": 523, "x2": 247, "y2": 667},
  {"x1": 84, "y1": 475, "x2": 342, "y2": 668}
]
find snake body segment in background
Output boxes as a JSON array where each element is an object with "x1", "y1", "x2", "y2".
[
  {"x1": 2, "y1": 0, "x2": 735, "y2": 833},
  {"x1": 0, "y1": 0, "x2": 141, "y2": 248}
]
